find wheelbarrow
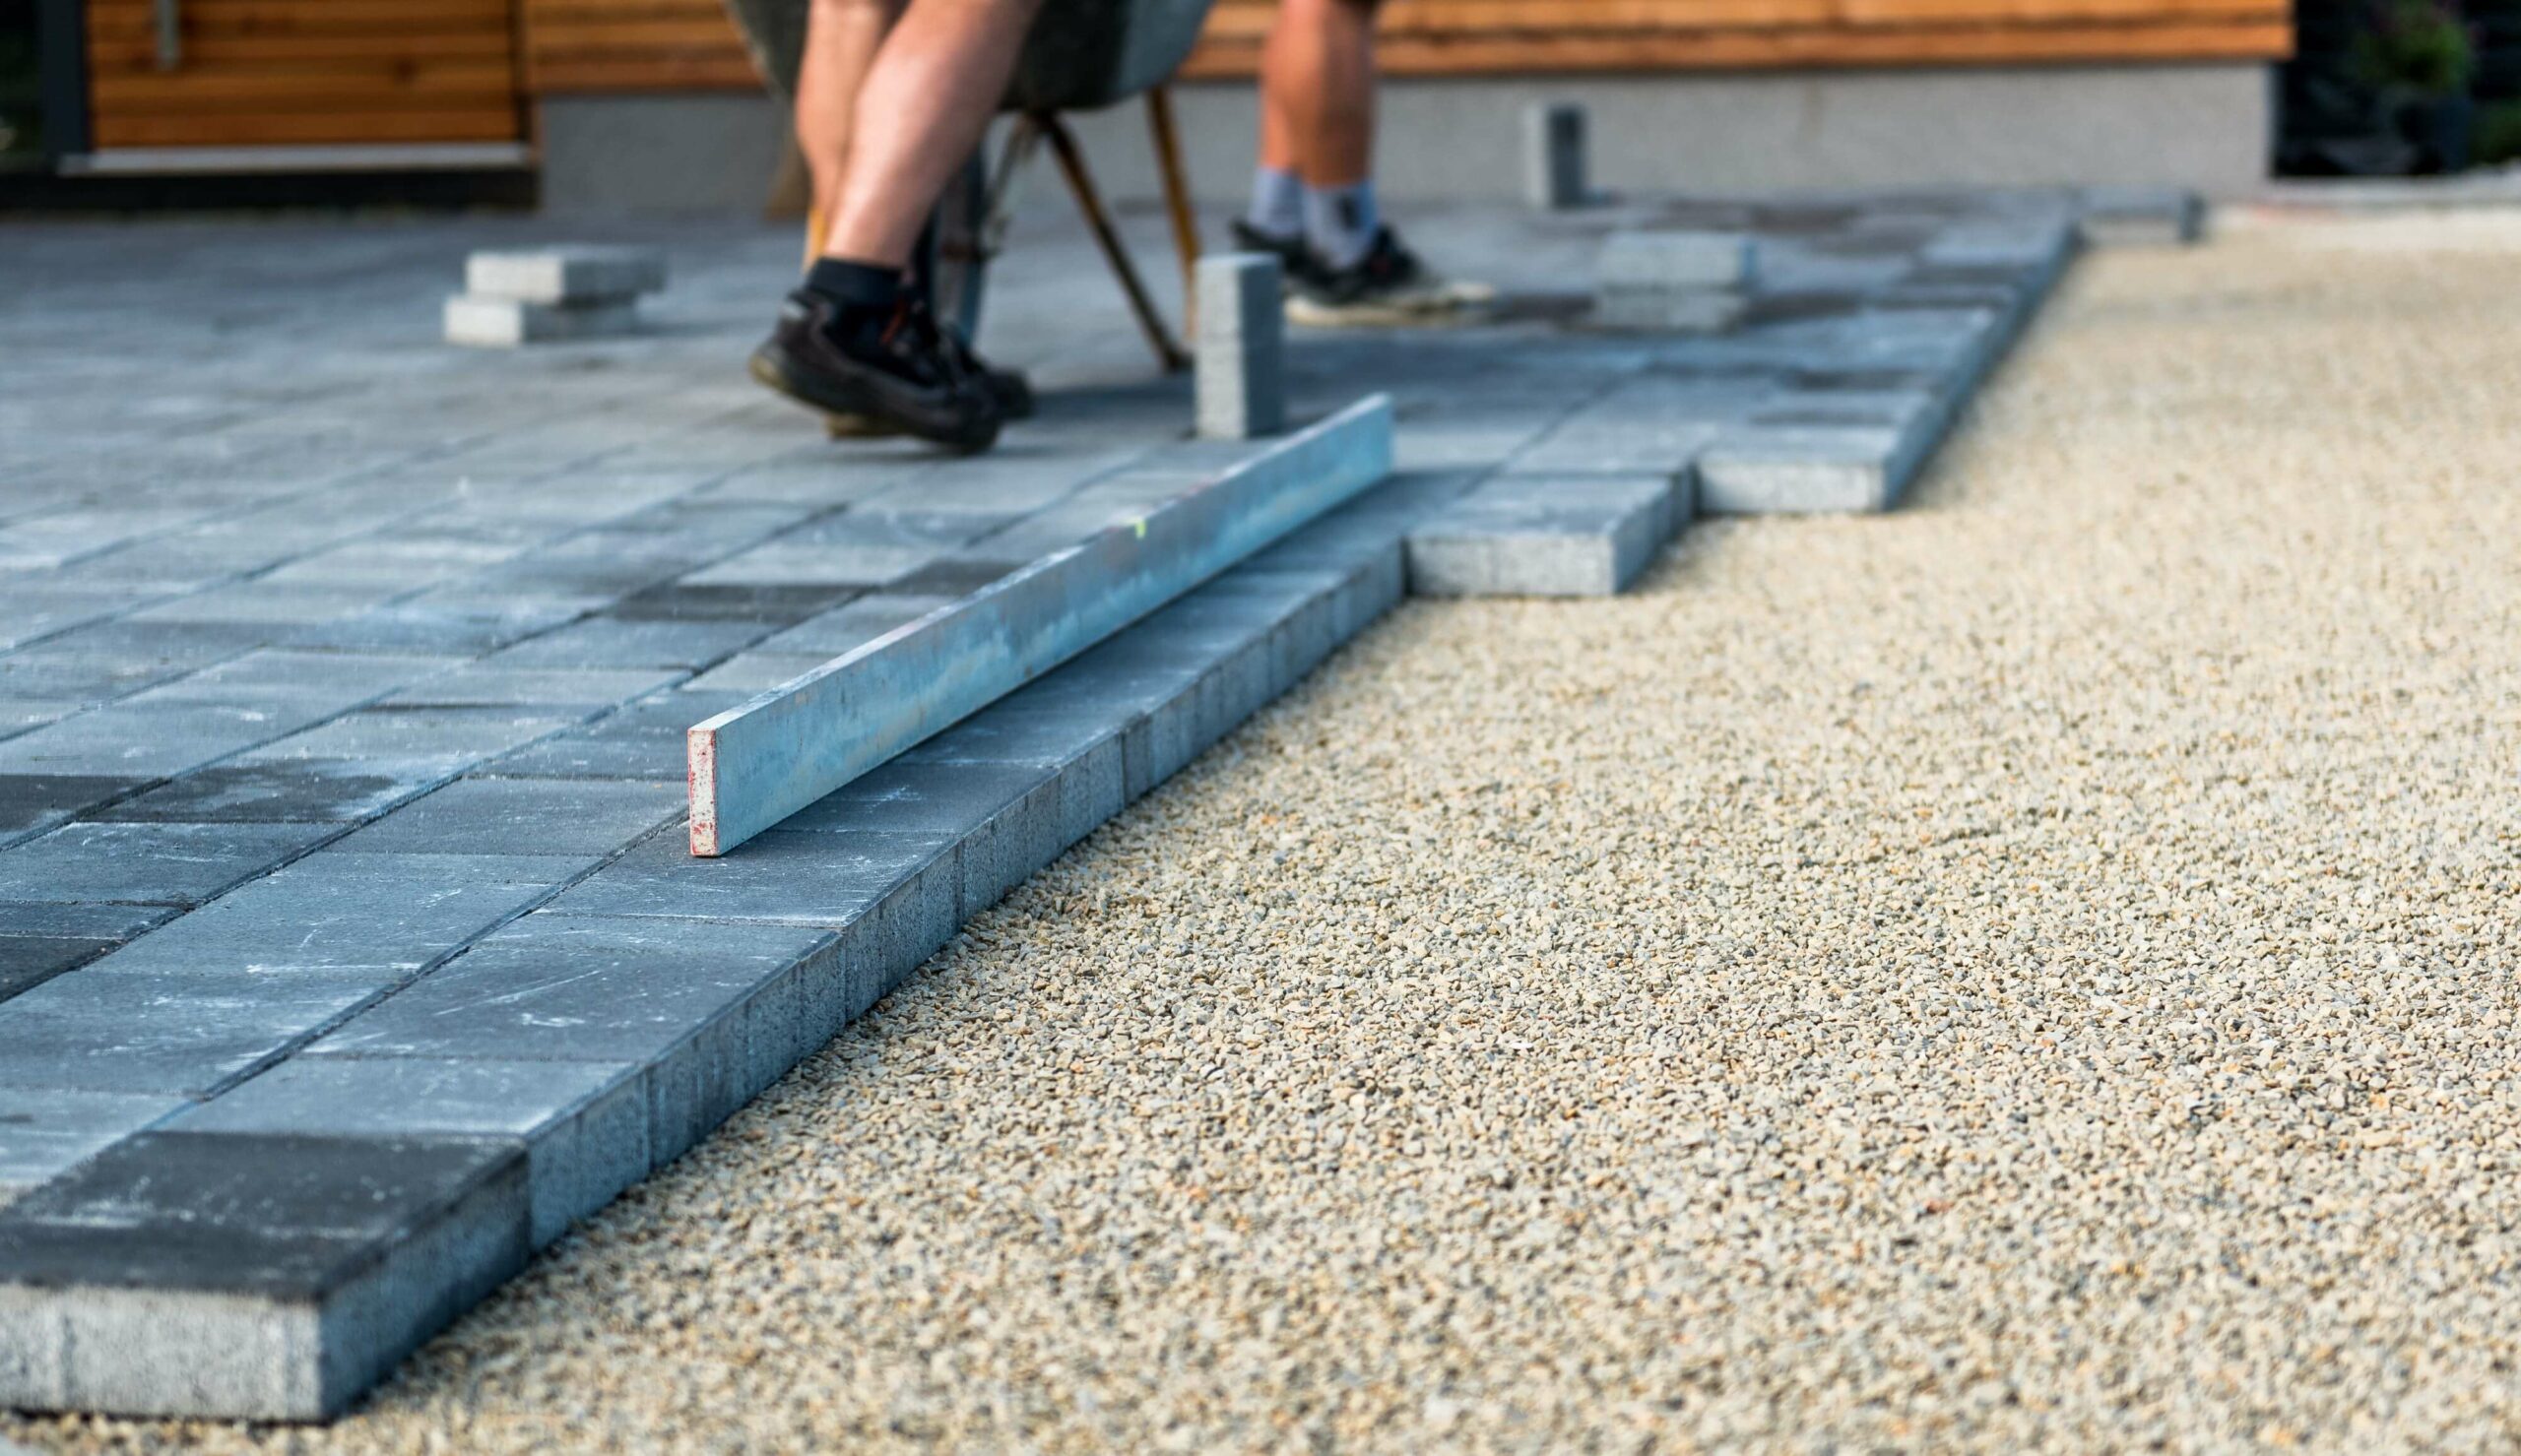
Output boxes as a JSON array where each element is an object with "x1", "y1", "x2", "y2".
[{"x1": 722, "y1": 0, "x2": 1214, "y2": 370}]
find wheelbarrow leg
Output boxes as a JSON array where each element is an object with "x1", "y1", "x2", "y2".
[
  {"x1": 1144, "y1": 86, "x2": 1201, "y2": 335},
  {"x1": 1036, "y1": 110, "x2": 1192, "y2": 374}
]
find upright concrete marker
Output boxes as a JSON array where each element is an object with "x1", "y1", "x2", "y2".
[
  {"x1": 1195, "y1": 253, "x2": 1286, "y2": 440},
  {"x1": 689, "y1": 395, "x2": 1394, "y2": 855},
  {"x1": 1523, "y1": 102, "x2": 1587, "y2": 211}
]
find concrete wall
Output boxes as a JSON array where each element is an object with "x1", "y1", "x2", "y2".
[
  {"x1": 539, "y1": 94, "x2": 791, "y2": 214},
  {"x1": 538, "y1": 63, "x2": 2272, "y2": 214}
]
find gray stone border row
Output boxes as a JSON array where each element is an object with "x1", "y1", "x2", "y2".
[{"x1": 0, "y1": 475, "x2": 1439, "y2": 1421}]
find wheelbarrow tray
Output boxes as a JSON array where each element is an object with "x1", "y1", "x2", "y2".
[{"x1": 722, "y1": 0, "x2": 1215, "y2": 113}]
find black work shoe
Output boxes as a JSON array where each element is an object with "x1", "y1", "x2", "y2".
[
  {"x1": 823, "y1": 352, "x2": 1032, "y2": 437},
  {"x1": 951, "y1": 333, "x2": 1035, "y2": 420},
  {"x1": 1229, "y1": 219, "x2": 1327, "y2": 294},
  {"x1": 816, "y1": 323, "x2": 1032, "y2": 438},
  {"x1": 750, "y1": 288, "x2": 1002, "y2": 453},
  {"x1": 1284, "y1": 225, "x2": 1497, "y2": 328}
]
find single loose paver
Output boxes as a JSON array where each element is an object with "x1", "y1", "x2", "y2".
[{"x1": 1404, "y1": 472, "x2": 1682, "y2": 597}]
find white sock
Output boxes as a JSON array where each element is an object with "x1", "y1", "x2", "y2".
[
  {"x1": 1302, "y1": 180, "x2": 1380, "y2": 270},
  {"x1": 1245, "y1": 166, "x2": 1303, "y2": 240}
]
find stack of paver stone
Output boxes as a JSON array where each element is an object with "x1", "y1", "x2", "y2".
[
  {"x1": 444, "y1": 245, "x2": 668, "y2": 348},
  {"x1": 1592, "y1": 229, "x2": 1757, "y2": 334}
]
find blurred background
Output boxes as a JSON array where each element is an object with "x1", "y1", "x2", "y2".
[{"x1": 0, "y1": 0, "x2": 2514, "y2": 214}]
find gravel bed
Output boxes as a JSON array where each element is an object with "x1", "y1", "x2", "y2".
[{"x1": 17, "y1": 222, "x2": 2521, "y2": 1453}]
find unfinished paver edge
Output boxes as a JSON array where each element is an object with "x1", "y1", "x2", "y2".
[{"x1": 1698, "y1": 215, "x2": 2079, "y2": 515}]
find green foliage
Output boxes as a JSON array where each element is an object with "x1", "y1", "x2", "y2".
[
  {"x1": 0, "y1": 27, "x2": 34, "y2": 159},
  {"x1": 2477, "y1": 97, "x2": 2521, "y2": 160},
  {"x1": 2355, "y1": 0, "x2": 2479, "y2": 96}
]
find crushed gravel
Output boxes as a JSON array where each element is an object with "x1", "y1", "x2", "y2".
[{"x1": 17, "y1": 219, "x2": 2521, "y2": 1454}]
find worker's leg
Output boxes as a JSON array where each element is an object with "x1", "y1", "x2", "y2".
[
  {"x1": 821, "y1": 0, "x2": 1044, "y2": 268},
  {"x1": 788, "y1": 0, "x2": 1030, "y2": 436},
  {"x1": 1265, "y1": 0, "x2": 1378, "y2": 186},
  {"x1": 1243, "y1": 0, "x2": 1492, "y2": 324},
  {"x1": 1247, "y1": 0, "x2": 1376, "y2": 253},
  {"x1": 751, "y1": 0, "x2": 1046, "y2": 453},
  {"x1": 793, "y1": 0, "x2": 904, "y2": 255}
]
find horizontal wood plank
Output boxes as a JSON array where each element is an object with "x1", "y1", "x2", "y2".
[
  {"x1": 86, "y1": 0, "x2": 508, "y2": 27},
  {"x1": 521, "y1": 0, "x2": 763, "y2": 91},
  {"x1": 94, "y1": 107, "x2": 522, "y2": 146},
  {"x1": 84, "y1": 0, "x2": 522, "y2": 148},
  {"x1": 528, "y1": 52, "x2": 764, "y2": 90},
  {"x1": 493, "y1": 0, "x2": 2294, "y2": 96},
  {"x1": 96, "y1": 60, "x2": 517, "y2": 104},
  {"x1": 90, "y1": 32, "x2": 516, "y2": 71},
  {"x1": 1184, "y1": 11, "x2": 2293, "y2": 74}
]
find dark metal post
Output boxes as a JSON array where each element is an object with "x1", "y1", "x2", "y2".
[
  {"x1": 1144, "y1": 86, "x2": 1202, "y2": 336},
  {"x1": 1037, "y1": 110, "x2": 1191, "y2": 374},
  {"x1": 33, "y1": 0, "x2": 91, "y2": 162}
]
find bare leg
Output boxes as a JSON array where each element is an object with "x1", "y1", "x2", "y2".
[
  {"x1": 821, "y1": 0, "x2": 1046, "y2": 269},
  {"x1": 1259, "y1": 0, "x2": 1379, "y2": 187},
  {"x1": 793, "y1": 0, "x2": 905, "y2": 257}
]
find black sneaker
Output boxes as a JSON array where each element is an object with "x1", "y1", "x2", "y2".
[
  {"x1": 822, "y1": 338, "x2": 1033, "y2": 438},
  {"x1": 1230, "y1": 218, "x2": 1326, "y2": 293},
  {"x1": 954, "y1": 332, "x2": 1035, "y2": 420},
  {"x1": 750, "y1": 288, "x2": 1002, "y2": 453},
  {"x1": 1284, "y1": 225, "x2": 1497, "y2": 328}
]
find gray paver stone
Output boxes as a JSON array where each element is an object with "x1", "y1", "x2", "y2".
[
  {"x1": 1594, "y1": 288, "x2": 1747, "y2": 335},
  {"x1": 0, "y1": 774, "x2": 150, "y2": 847},
  {"x1": 464, "y1": 246, "x2": 667, "y2": 305},
  {"x1": 541, "y1": 828, "x2": 959, "y2": 932},
  {"x1": 0, "y1": 902, "x2": 177, "y2": 942},
  {"x1": 1196, "y1": 253, "x2": 1287, "y2": 441},
  {"x1": 0, "y1": 936, "x2": 115, "y2": 1003},
  {"x1": 1598, "y1": 229, "x2": 1756, "y2": 291},
  {"x1": 445, "y1": 295, "x2": 640, "y2": 348},
  {"x1": 85, "y1": 852, "x2": 586, "y2": 978},
  {"x1": 1407, "y1": 473, "x2": 1681, "y2": 597},
  {"x1": 241, "y1": 707, "x2": 579, "y2": 770},
  {"x1": 479, "y1": 617, "x2": 771, "y2": 672},
  {"x1": 305, "y1": 915, "x2": 836, "y2": 1169},
  {"x1": 755, "y1": 593, "x2": 958, "y2": 658},
  {"x1": 0, "y1": 1131, "x2": 529, "y2": 1419},
  {"x1": 89, "y1": 758, "x2": 456, "y2": 825},
  {"x1": 779, "y1": 759, "x2": 1062, "y2": 914},
  {"x1": 170, "y1": 1056, "x2": 647, "y2": 1246},
  {"x1": 0, "y1": 967, "x2": 390, "y2": 1095},
  {"x1": 1696, "y1": 421, "x2": 1925, "y2": 515},
  {"x1": 899, "y1": 715, "x2": 1129, "y2": 859},
  {"x1": 333, "y1": 777, "x2": 682, "y2": 856},
  {"x1": 0, "y1": 1087, "x2": 190, "y2": 1193},
  {"x1": 0, "y1": 820, "x2": 336, "y2": 908},
  {"x1": 382, "y1": 666, "x2": 686, "y2": 713}
]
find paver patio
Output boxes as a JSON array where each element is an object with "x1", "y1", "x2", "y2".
[
  {"x1": 6, "y1": 203, "x2": 2513, "y2": 1454},
  {"x1": 0, "y1": 191, "x2": 2079, "y2": 1420}
]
